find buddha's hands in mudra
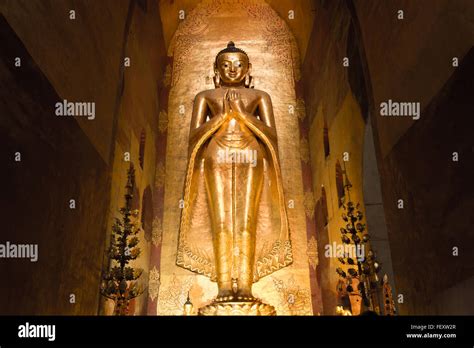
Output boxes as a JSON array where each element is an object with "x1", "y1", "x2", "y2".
[
  {"x1": 223, "y1": 89, "x2": 277, "y2": 143},
  {"x1": 224, "y1": 89, "x2": 245, "y2": 115},
  {"x1": 224, "y1": 89, "x2": 259, "y2": 125},
  {"x1": 189, "y1": 86, "x2": 278, "y2": 154}
]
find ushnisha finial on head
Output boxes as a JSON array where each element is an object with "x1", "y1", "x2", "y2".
[{"x1": 215, "y1": 41, "x2": 249, "y2": 66}]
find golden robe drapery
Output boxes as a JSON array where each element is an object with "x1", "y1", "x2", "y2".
[{"x1": 176, "y1": 111, "x2": 292, "y2": 282}]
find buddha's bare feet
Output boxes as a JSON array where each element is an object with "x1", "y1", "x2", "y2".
[
  {"x1": 214, "y1": 290, "x2": 234, "y2": 302},
  {"x1": 235, "y1": 289, "x2": 256, "y2": 302}
]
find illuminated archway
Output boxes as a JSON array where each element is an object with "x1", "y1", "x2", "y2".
[{"x1": 156, "y1": 0, "x2": 315, "y2": 315}]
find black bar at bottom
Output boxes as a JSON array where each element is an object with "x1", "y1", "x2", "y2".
[{"x1": 0, "y1": 316, "x2": 472, "y2": 346}]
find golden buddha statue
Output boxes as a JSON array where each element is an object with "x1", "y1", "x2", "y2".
[{"x1": 176, "y1": 42, "x2": 292, "y2": 315}]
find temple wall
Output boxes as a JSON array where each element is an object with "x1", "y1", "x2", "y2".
[
  {"x1": 354, "y1": 0, "x2": 474, "y2": 157},
  {"x1": 158, "y1": 0, "x2": 315, "y2": 62},
  {"x1": 302, "y1": 0, "x2": 397, "y2": 315},
  {"x1": 353, "y1": 0, "x2": 474, "y2": 315},
  {"x1": 0, "y1": 13, "x2": 109, "y2": 314},
  {"x1": 371, "y1": 54, "x2": 474, "y2": 314},
  {"x1": 0, "y1": 0, "x2": 167, "y2": 314},
  {"x1": 0, "y1": 0, "x2": 128, "y2": 162},
  {"x1": 98, "y1": 1, "x2": 168, "y2": 315},
  {"x1": 307, "y1": 94, "x2": 367, "y2": 314},
  {"x1": 304, "y1": 0, "x2": 474, "y2": 314}
]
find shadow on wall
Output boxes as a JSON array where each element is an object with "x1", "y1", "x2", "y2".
[
  {"x1": 377, "y1": 47, "x2": 474, "y2": 315},
  {"x1": 0, "y1": 14, "x2": 109, "y2": 315}
]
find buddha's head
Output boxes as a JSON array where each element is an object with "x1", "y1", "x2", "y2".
[{"x1": 214, "y1": 41, "x2": 252, "y2": 88}]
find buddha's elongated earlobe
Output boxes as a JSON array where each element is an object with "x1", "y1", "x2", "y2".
[
  {"x1": 244, "y1": 63, "x2": 253, "y2": 88},
  {"x1": 213, "y1": 70, "x2": 221, "y2": 88},
  {"x1": 244, "y1": 73, "x2": 250, "y2": 88}
]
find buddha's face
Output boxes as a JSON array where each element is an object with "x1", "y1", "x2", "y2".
[{"x1": 216, "y1": 52, "x2": 250, "y2": 85}]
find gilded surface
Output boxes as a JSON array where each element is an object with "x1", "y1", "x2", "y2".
[
  {"x1": 176, "y1": 108, "x2": 293, "y2": 287},
  {"x1": 158, "y1": 274, "x2": 195, "y2": 315},
  {"x1": 154, "y1": 161, "x2": 165, "y2": 190},
  {"x1": 199, "y1": 300, "x2": 276, "y2": 316},
  {"x1": 162, "y1": 64, "x2": 172, "y2": 88},
  {"x1": 168, "y1": 0, "x2": 300, "y2": 87},
  {"x1": 303, "y1": 191, "x2": 316, "y2": 219},
  {"x1": 148, "y1": 266, "x2": 161, "y2": 302},
  {"x1": 300, "y1": 136, "x2": 310, "y2": 164},
  {"x1": 296, "y1": 97, "x2": 306, "y2": 120},
  {"x1": 158, "y1": 110, "x2": 168, "y2": 134},
  {"x1": 152, "y1": 216, "x2": 162, "y2": 247},
  {"x1": 307, "y1": 235, "x2": 318, "y2": 271},
  {"x1": 272, "y1": 275, "x2": 312, "y2": 315},
  {"x1": 157, "y1": 0, "x2": 313, "y2": 315}
]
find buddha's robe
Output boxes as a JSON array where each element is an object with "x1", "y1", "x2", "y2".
[{"x1": 176, "y1": 111, "x2": 292, "y2": 283}]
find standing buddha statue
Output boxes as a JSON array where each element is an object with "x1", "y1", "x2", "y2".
[{"x1": 176, "y1": 42, "x2": 292, "y2": 315}]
